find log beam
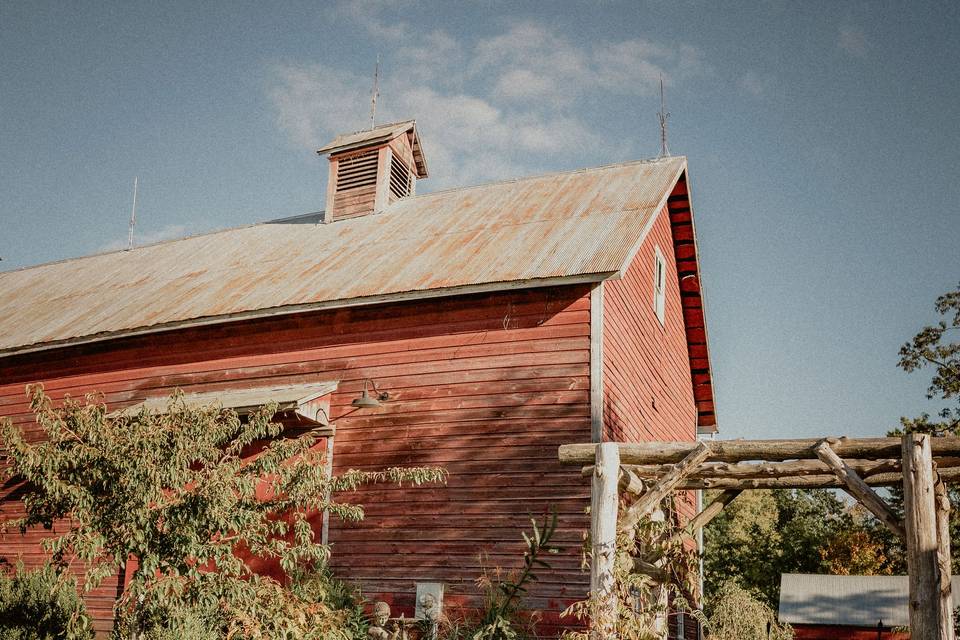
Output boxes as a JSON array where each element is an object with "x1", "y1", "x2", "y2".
[
  {"x1": 559, "y1": 437, "x2": 960, "y2": 466},
  {"x1": 647, "y1": 465, "x2": 960, "y2": 490},
  {"x1": 618, "y1": 467, "x2": 646, "y2": 496},
  {"x1": 669, "y1": 489, "x2": 742, "y2": 546},
  {"x1": 618, "y1": 442, "x2": 711, "y2": 532},
  {"x1": 814, "y1": 441, "x2": 906, "y2": 539},
  {"x1": 903, "y1": 433, "x2": 943, "y2": 638},
  {"x1": 580, "y1": 458, "x2": 948, "y2": 481},
  {"x1": 632, "y1": 557, "x2": 667, "y2": 583}
]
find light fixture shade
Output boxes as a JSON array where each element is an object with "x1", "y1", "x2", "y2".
[{"x1": 351, "y1": 389, "x2": 381, "y2": 409}]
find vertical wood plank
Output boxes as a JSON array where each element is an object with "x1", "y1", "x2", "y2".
[
  {"x1": 935, "y1": 474, "x2": 955, "y2": 640},
  {"x1": 590, "y1": 283, "x2": 604, "y2": 443},
  {"x1": 903, "y1": 433, "x2": 943, "y2": 638},
  {"x1": 374, "y1": 146, "x2": 391, "y2": 213},
  {"x1": 592, "y1": 442, "x2": 619, "y2": 640},
  {"x1": 324, "y1": 156, "x2": 339, "y2": 221}
]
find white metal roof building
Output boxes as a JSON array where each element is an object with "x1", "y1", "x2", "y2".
[{"x1": 779, "y1": 573, "x2": 960, "y2": 629}]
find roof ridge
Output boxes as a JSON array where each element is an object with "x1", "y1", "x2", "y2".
[
  {"x1": 400, "y1": 155, "x2": 686, "y2": 201},
  {"x1": 0, "y1": 220, "x2": 270, "y2": 276},
  {"x1": 1, "y1": 155, "x2": 686, "y2": 276}
]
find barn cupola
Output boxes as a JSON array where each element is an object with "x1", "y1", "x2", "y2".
[{"x1": 317, "y1": 120, "x2": 428, "y2": 222}]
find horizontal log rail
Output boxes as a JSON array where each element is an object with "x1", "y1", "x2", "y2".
[
  {"x1": 660, "y1": 466, "x2": 960, "y2": 490},
  {"x1": 583, "y1": 458, "x2": 927, "y2": 481},
  {"x1": 559, "y1": 437, "x2": 960, "y2": 465}
]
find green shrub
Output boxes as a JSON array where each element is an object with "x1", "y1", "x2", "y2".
[
  {"x1": 706, "y1": 581, "x2": 792, "y2": 640},
  {"x1": 0, "y1": 562, "x2": 93, "y2": 640}
]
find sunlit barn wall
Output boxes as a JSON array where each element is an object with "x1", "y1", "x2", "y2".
[{"x1": 0, "y1": 285, "x2": 595, "y2": 635}]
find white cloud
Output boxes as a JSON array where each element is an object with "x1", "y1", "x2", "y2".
[
  {"x1": 838, "y1": 27, "x2": 869, "y2": 58},
  {"x1": 268, "y1": 11, "x2": 702, "y2": 187}
]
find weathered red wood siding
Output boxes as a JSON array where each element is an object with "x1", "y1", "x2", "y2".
[
  {"x1": 602, "y1": 201, "x2": 700, "y2": 639},
  {"x1": 0, "y1": 286, "x2": 593, "y2": 634},
  {"x1": 602, "y1": 201, "x2": 697, "y2": 447}
]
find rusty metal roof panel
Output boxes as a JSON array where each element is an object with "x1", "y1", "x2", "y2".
[{"x1": 0, "y1": 156, "x2": 686, "y2": 354}]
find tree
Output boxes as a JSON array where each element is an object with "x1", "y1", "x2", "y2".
[
  {"x1": 898, "y1": 283, "x2": 960, "y2": 436},
  {"x1": 818, "y1": 506, "x2": 894, "y2": 576},
  {"x1": 0, "y1": 386, "x2": 444, "y2": 639},
  {"x1": 703, "y1": 489, "x2": 856, "y2": 609},
  {"x1": 866, "y1": 283, "x2": 960, "y2": 575}
]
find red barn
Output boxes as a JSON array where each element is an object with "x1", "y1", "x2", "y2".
[{"x1": 0, "y1": 120, "x2": 716, "y2": 637}]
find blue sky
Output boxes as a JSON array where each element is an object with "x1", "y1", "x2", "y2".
[{"x1": 1, "y1": 1, "x2": 958, "y2": 441}]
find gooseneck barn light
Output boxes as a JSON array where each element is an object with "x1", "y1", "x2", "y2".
[{"x1": 351, "y1": 379, "x2": 389, "y2": 409}]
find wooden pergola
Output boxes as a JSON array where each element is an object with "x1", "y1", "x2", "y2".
[{"x1": 558, "y1": 435, "x2": 960, "y2": 640}]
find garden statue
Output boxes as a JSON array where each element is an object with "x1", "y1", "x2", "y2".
[
  {"x1": 417, "y1": 592, "x2": 440, "y2": 640},
  {"x1": 368, "y1": 602, "x2": 403, "y2": 640}
]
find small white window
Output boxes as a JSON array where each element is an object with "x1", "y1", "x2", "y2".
[{"x1": 653, "y1": 246, "x2": 666, "y2": 326}]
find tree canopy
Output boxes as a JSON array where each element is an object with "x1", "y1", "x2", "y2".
[{"x1": 0, "y1": 386, "x2": 444, "y2": 638}]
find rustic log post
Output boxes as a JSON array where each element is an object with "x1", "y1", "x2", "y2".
[
  {"x1": 935, "y1": 473, "x2": 955, "y2": 640},
  {"x1": 903, "y1": 433, "x2": 944, "y2": 638},
  {"x1": 814, "y1": 441, "x2": 906, "y2": 538},
  {"x1": 591, "y1": 443, "x2": 619, "y2": 640},
  {"x1": 618, "y1": 442, "x2": 712, "y2": 532}
]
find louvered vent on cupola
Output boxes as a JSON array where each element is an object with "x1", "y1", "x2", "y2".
[{"x1": 317, "y1": 120, "x2": 428, "y2": 222}]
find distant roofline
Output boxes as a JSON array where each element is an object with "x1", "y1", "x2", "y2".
[{"x1": 1, "y1": 155, "x2": 686, "y2": 277}]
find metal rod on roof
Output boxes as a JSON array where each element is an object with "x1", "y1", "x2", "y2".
[
  {"x1": 127, "y1": 176, "x2": 138, "y2": 251},
  {"x1": 657, "y1": 73, "x2": 671, "y2": 158},
  {"x1": 369, "y1": 54, "x2": 380, "y2": 130}
]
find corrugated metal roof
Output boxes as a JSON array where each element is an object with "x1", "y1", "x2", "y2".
[
  {"x1": 779, "y1": 573, "x2": 960, "y2": 627},
  {"x1": 0, "y1": 156, "x2": 686, "y2": 355}
]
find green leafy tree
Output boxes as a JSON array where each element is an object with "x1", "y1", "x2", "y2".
[
  {"x1": 898, "y1": 283, "x2": 960, "y2": 436},
  {"x1": 868, "y1": 283, "x2": 960, "y2": 575},
  {"x1": 0, "y1": 386, "x2": 444, "y2": 639},
  {"x1": 703, "y1": 489, "x2": 853, "y2": 609}
]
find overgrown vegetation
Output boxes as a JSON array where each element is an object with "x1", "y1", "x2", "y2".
[
  {"x1": 561, "y1": 496, "x2": 705, "y2": 640},
  {"x1": 470, "y1": 511, "x2": 560, "y2": 640},
  {"x1": 706, "y1": 581, "x2": 792, "y2": 640},
  {"x1": 0, "y1": 562, "x2": 94, "y2": 640},
  {"x1": 0, "y1": 386, "x2": 443, "y2": 639}
]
